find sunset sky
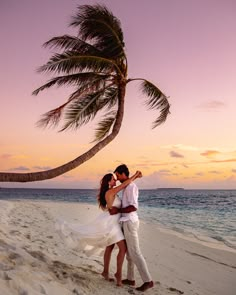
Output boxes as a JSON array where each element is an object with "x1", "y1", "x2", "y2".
[{"x1": 1, "y1": 0, "x2": 236, "y2": 189}]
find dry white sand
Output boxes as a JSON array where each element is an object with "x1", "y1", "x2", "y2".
[{"x1": 0, "y1": 199, "x2": 235, "y2": 295}]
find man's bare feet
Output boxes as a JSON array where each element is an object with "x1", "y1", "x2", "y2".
[
  {"x1": 136, "y1": 281, "x2": 154, "y2": 292},
  {"x1": 101, "y1": 271, "x2": 115, "y2": 282},
  {"x1": 122, "y1": 279, "x2": 136, "y2": 286}
]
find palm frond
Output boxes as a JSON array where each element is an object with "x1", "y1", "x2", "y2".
[
  {"x1": 61, "y1": 89, "x2": 106, "y2": 131},
  {"x1": 61, "y1": 80, "x2": 119, "y2": 132},
  {"x1": 78, "y1": 20, "x2": 124, "y2": 58},
  {"x1": 93, "y1": 110, "x2": 117, "y2": 142},
  {"x1": 35, "y1": 87, "x2": 95, "y2": 129},
  {"x1": 43, "y1": 35, "x2": 102, "y2": 56},
  {"x1": 36, "y1": 106, "x2": 65, "y2": 129},
  {"x1": 141, "y1": 80, "x2": 170, "y2": 128},
  {"x1": 37, "y1": 51, "x2": 117, "y2": 75},
  {"x1": 32, "y1": 72, "x2": 110, "y2": 96},
  {"x1": 66, "y1": 81, "x2": 103, "y2": 102},
  {"x1": 35, "y1": 76, "x2": 114, "y2": 129},
  {"x1": 70, "y1": 4, "x2": 125, "y2": 59},
  {"x1": 100, "y1": 86, "x2": 119, "y2": 109}
]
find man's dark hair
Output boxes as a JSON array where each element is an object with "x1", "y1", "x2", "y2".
[{"x1": 114, "y1": 164, "x2": 129, "y2": 177}]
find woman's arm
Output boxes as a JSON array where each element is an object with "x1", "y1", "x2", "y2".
[
  {"x1": 105, "y1": 171, "x2": 142, "y2": 209},
  {"x1": 112, "y1": 171, "x2": 142, "y2": 195}
]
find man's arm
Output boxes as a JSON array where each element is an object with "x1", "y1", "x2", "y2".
[{"x1": 109, "y1": 205, "x2": 137, "y2": 215}]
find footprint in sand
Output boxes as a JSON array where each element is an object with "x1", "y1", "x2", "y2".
[
  {"x1": 168, "y1": 287, "x2": 184, "y2": 294},
  {"x1": 1, "y1": 271, "x2": 12, "y2": 280},
  {"x1": 9, "y1": 230, "x2": 21, "y2": 236},
  {"x1": 39, "y1": 284, "x2": 47, "y2": 295},
  {"x1": 19, "y1": 288, "x2": 28, "y2": 295},
  {"x1": 186, "y1": 280, "x2": 191, "y2": 284},
  {"x1": 26, "y1": 250, "x2": 48, "y2": 263},
  {"x1": 72, "y1": 289, "x2": 80, "y2": 295}
]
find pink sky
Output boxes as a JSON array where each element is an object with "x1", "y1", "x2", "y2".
[{"x1": 1, "y1": 0, "x2": 236, "y2": 189}]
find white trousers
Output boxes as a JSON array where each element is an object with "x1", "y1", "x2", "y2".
[{"x1": 123, "y1": 220, "x2": 152, "y2": 282}]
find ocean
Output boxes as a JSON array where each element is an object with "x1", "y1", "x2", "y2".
[{"x1": 0, "y1": 187, "x2": 235, "y2": 252}]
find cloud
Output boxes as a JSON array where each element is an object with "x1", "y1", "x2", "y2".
[
  {"x1": 159, "y1": 169, "x2": 171, "y2": 173},
  {"x1": 161, "y1": 144, "x2": 199, "y2": 151},
  {"x1": 33, "y1": 166, "x2": 52, "y2": 170},
  {"x1": 134, "y1": 157, "x2": 236, "y2": 171},
  {"x1": 8, "y1": 166, "x2": 30, "y2": 171},
  {"x1": 158, "y1": 169, "x2": 172, "y2": 175},
  {"x1": 185, "y1": 158, "x2": 236, "y2": 165},
  {"x1": 162, "y1": 144, "x2": 236, "y2": 155},
  {"x1": 209, "y1": 170, "x2": 221, "y2": 174},
  {"x1": 181, "y1": 174, "x2": 236, "y2": 189},
  {"x1": 170, "y1": 151, "x2": 184, "y2": 158},
  {"x1": 197, "y1": 100, "x2": 226, "y2": 110},
  {"x1": 61, "y1": 175, "x2": 74, "y2": 179},
  {"x1": 12, "y1": 154, "x2": 29, "y2": 160},
  {"x1": 137, "y1": 171, "x2": 172, "y2": 189},
  {"x1": 137, "y1": 156, "x2": 149, "y2": 160},
  {"x1": 196, "y1": 172, "x2": 204, "y2": 176},
  {"x1": 211, "y1": 158, "x2": 236, "y2": 163},
  {"x1": 1, "y1": 153, "x2": 30, "y2": 161},
  {"x1": 1, "y1": 154, "x2": 12, "y2": 159},
  {"x1": 129, "y1": 163, "x2": 150, "y2": 169},
  {"x1": 204, "y1": 175, "x2": 236, "y2": 189},
  {"x1": 182, "y1": 164, "x2": 189, "y2": 168},
  {"x1": 201, "y1": 150, "x2": 220, "y2": 157},
  {"x1": 232, "y1": 169, "x2": 236, "y2": 173}
]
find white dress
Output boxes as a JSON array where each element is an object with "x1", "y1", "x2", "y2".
[{"x1": 56, "y1": 196, "x2": 124, "y2": 256}]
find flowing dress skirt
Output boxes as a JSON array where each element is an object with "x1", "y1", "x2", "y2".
[{"x1": 56, "y1": 196, "x2": 124, "y2": 256}]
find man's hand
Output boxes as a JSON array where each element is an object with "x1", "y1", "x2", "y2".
[
  {"x1": 121, "y1": 205, "x2": 137, "y2": 213},
  {"x1": 109, "y1": 206, "x2": 120, "y2": 215},
  {"x1": 136, "y1": 170, "x2": 142, "y2": 178}
]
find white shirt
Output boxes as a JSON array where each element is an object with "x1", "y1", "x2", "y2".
[{"x1": 120, "y1": 182, "x2": 139, "y2": 222}]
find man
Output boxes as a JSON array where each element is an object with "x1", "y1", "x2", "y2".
[{"x1": 109, "y1": 164, "x2": 154, "y2": 292}]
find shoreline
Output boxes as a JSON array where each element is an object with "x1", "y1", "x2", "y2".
[
  {"x1": 1, "y1": 198, "x2": 235, "y2": 254},
  {"x1": 0, "y1": 199, "x2": 236, "y2": 295}
]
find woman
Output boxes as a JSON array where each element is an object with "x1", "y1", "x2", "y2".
[
  {"x1": 98, "y1": 171, "x2": 142, "y2": 286},
  {"x1": 56, "y1": 170, "x2": 142, "y2": 286}
]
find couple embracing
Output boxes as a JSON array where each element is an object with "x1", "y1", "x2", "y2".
[
  {"x1": 57, "y1": 164, "x2": 153, "y2": 292},
  {"x1": 98, "y1": 164, "x2": 154, "y2": 292}
]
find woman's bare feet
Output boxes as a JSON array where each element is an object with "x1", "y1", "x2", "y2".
[
  {"x1": 114, "y1": 272, "x2": 122, "y2": 286},
  {"x1": 101, "y1": 271, "x2": 115, "y2": 282}
]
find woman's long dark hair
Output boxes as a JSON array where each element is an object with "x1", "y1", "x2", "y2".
[{"x1": 97, "y1": 173, "x2": 113, "y2": 210}]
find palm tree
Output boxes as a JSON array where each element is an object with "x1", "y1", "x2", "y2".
[{"x1": 0, "y1": 4, "x2": 170, "y2": 183}]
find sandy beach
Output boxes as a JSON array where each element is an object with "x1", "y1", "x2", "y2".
[{"x1": 0, "y1": 199, "x2": 235, "y2": 295}]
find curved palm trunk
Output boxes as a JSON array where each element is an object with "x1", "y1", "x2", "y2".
[{"x1": 0, "y1": 86, "x2": 126, "y2": 183}]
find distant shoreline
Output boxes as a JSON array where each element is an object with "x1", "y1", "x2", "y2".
[
  {"x1": 1, "y1": 187, "x2": 236, "y2": 191},
  {"x1": 155, "y1": 188, "x2": 184, "y2": 191}
]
